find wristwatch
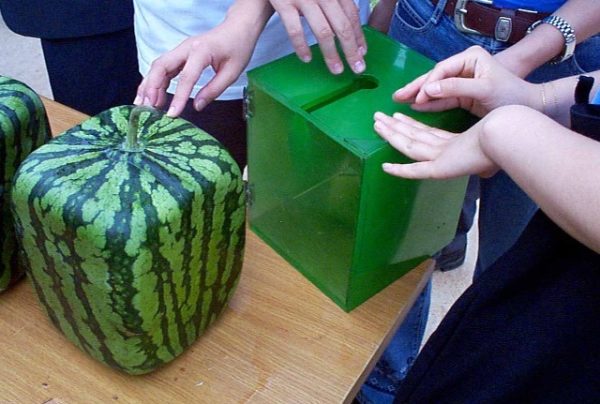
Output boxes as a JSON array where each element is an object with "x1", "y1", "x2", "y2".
[{"x1": 527, "y1": 15, "x2": 576, "y2": 64}]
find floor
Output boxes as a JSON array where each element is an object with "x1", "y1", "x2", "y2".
[
  {"x1": 0, "y1": 16, "x2": 477, "y2": 347},
  {"x1": 0, "y1": 17, "x2": 52, "y2": 98}
]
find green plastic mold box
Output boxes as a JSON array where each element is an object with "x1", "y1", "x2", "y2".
[{"x1": 246, "y1": 27, "x2": 474, "y2": 312}]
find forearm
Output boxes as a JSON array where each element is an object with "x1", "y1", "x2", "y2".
[
  {"x1": 481, "y1": 106, "x2": 600, "y2": 252},
  {"x1": 223, "y1": 0, "x2": 274, "y2": 37},
  {"x1": 136, "y1": 0, "x2": 276, "y2": 115},
  {"x1": 554, "y1": 0, "x2": 600, "y2": 42},
  {"x1": 495, "y1": 0, "x2": 600, "y2": 77},
  {"x1": 373, "y1": 0, "x2": 397, "y2": 7},
  {"x1": 368, "y1": 0, "x2": 397, "y2": 32},
  {"x1": 529, "y1": 70, "x2": 600, "y2": 126}
]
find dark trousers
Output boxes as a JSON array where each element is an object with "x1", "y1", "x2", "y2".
[
  {"x1": 41, "y1": 27, "x2": 141, "y2": 116},
  {"x1": 164, "y1": 94, "x2": 247, "y2": 168}
]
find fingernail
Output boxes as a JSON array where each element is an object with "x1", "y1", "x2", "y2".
[
  {"x1": 424, "y1": 82, "x2": 442, "y2": 96},
  {"x1": 194, "y1": 98, "x2": 207, "y2": 111},
  {"x1": 382, "y1": 163, "x2": 392, "y2": 171},
  {"x1": 359, "y1": 46, "x2": 367, "y2": 56},
  {"x1": 143, "y1": 97, "x2": 152, "y2": 106},
  {"x1": 133, "y1": 95, "x2": 142, "y2": 105},
  {"x1": 166, "y1": 105, "x2": 177, "y2": 117},
  {"x1": 394, "y1": 88, "x2": 406, "y2": 97},
  {"x1": 301, "y1": 55, "x2": 312, "y2": 63},
  {"x1": 353, "y1": 60, "x2": 366, "y2": 73},
  {"x1": 374, "y1": 111, "x2": 384, "y2": 120},
  {"x1": 331, "y1": 63, "x2": 343, "y2": 75}
]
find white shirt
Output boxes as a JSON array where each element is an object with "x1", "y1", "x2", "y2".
[{"x1": 134, "y1": 0, "x2": 370, "y2": 100}]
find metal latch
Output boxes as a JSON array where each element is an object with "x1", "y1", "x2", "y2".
[{"x1": 243, "y1": 86, "x2": 254, "y2": 121}]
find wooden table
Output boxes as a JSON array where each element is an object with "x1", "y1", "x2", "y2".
[{"x1": 0, "y1": 99, "x2": 432, "y2": 404}]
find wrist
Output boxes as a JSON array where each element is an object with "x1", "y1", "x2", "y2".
[
  {"x1": 480, "y1": 106, "x2": 529, "y2": 163},
  {"x1": 527, "y1": 15, "x2": 576, "y2": 64},
  {"x1": 479, "y1": 108, "x2": 505, "y2": 166},
  {"x1": 502, "y1": 23, "x2": 564, "y2": 75},
  {"x1": 224, "y1": 0, "x2": 273, "y2": 37},
  {"x1": 371, "y1": 0, "x2": 397, "y2": 18},
  {"x1": 527, "y1": 82, "x2": 558, "y2": 117},
  {"x1": 493, "y1": 49, "x2": 534, "y2": 78}
]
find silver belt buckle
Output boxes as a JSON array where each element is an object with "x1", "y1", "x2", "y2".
[
  {"x1": 495, "y1": 16, "x2": 512, "y2": 42},
  {"x1": 454, "y1": 0, "x2": 484, "y2": 35},
  {"x1": 455, "y1": 0, "x2": 515, "y2": 42}
]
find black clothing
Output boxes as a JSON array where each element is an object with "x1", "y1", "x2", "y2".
[
  {"x1": 0, "y1": 1, "x2": 140, "y2": 116},
  {"x1": 40, "y1": 29, "x2": 140, "y2": 116},
  {"x1": 164, "y1": 94, "x2": 247, "y2": 168},
  {"x1": 394, "y1": 211, "x2": 600, "y2": 403},
  {"x1": 0, "y1": 1, "x2": 133, "y2": 39}
]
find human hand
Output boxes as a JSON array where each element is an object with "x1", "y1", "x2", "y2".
[
  {"x1": 269, "y1": 0, "x2": 367, "y2": 74},
  {"x1": 393, "y1": 46, "x2": 539, "y2": 118},
  {"x1": 134, "y1": 23, "x2": 256, "y2": 117},
  {"x1": 493, "y1": 47, "x2": 537, "y2": 78},
  {"x1": 368, "y1": 0, "x2": 396, "y2": 33},
  {"x1": 374, "y1": 111, "x2": 498, "y2": 179}
]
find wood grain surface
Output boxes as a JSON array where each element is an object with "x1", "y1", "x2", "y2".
[{"x1": 0, "y1": 99, "x2": 432, "y2": 404}]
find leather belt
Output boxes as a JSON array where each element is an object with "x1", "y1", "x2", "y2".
[{"x1": 432, "y1": 0, "x2": 550, "y2": 44}]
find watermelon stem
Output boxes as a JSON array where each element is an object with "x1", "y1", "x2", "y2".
[{"x1": 124, "y1": 106, "x2": 156, "y2": 152}]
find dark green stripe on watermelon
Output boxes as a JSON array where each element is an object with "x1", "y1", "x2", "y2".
[
  {"x1": 11, "y1": 106, "x2": 245, "y2": 374},
  {"x1": 0, "y1": 76, "x2": 50, "y2": 292}
]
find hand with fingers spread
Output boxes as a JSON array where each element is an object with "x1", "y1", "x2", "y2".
[
  {"x1": 269, "y1": 0, "x2": 367, "y2": 74},
  {"x1": 133, "y1": 0, "x2": 277, "y2": 118},
  {"x1": 393, "y1": 46, "x2": 539, "y2": 118},
  {"x1": 134, "y1": 22, "x2": 258, "y2": 117},
  {"x1": 374, "y1": 111, "x2": 497, "y2": 180},
  {"x1": 376, "y1": 102, "x2": 600, "y2": 253}
]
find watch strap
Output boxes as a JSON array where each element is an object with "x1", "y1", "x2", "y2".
[{"x1": 527, "y1": 15, "x2": 576, "y2": 64}]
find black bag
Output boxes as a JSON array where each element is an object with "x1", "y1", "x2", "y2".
[{"x1": 570, "y1": 75, "x2": 600, "y2": 140}]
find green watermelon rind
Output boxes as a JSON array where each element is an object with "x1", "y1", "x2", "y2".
[
  {"x1": 11, "y1": 106, "x2": 245, "y2": 374},
  {"x1": 0, "y1": 76, "x2": 51, "y2": 292}
]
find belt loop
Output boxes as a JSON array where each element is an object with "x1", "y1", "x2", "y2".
[
  {"x1": 431, "y1": 0, "x2": 448, "y2": 23},
  {"x1": 431, "y1": 0, "x2": 448, "y2": 20}
]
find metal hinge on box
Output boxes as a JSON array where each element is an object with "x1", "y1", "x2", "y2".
[
  {"x1": 245, "y1": 182, "x2": 254, "y2": 208},
  {"x1": 243, "y1": 87, "x2": 254, "y2": 121}
]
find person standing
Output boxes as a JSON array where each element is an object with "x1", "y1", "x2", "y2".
[
  {"x1": 0, "y1": 1, "x2": 141, "y2": 116},
  {"x1": 358, "y1": 1, "x2": 600, "y2": 402},
  {"x1": 372, "y1": 48, "x2": 600, "y2": 402}
]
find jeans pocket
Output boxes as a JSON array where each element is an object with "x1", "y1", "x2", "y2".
[{"x1": 394, "y1": 0, "x2": 446, "y2": 32}]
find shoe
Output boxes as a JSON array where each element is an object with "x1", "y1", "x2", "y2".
[{"x1": 433, "y1": 238, "x2": 467, "y2": 272}]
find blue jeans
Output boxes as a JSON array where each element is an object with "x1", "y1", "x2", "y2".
[
  {"x1": 359, "y1": 1, "x2": 600, "y2": 402},
  {"x1": 356, "y1": 282, "x2": 431, "y2": 404}
]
